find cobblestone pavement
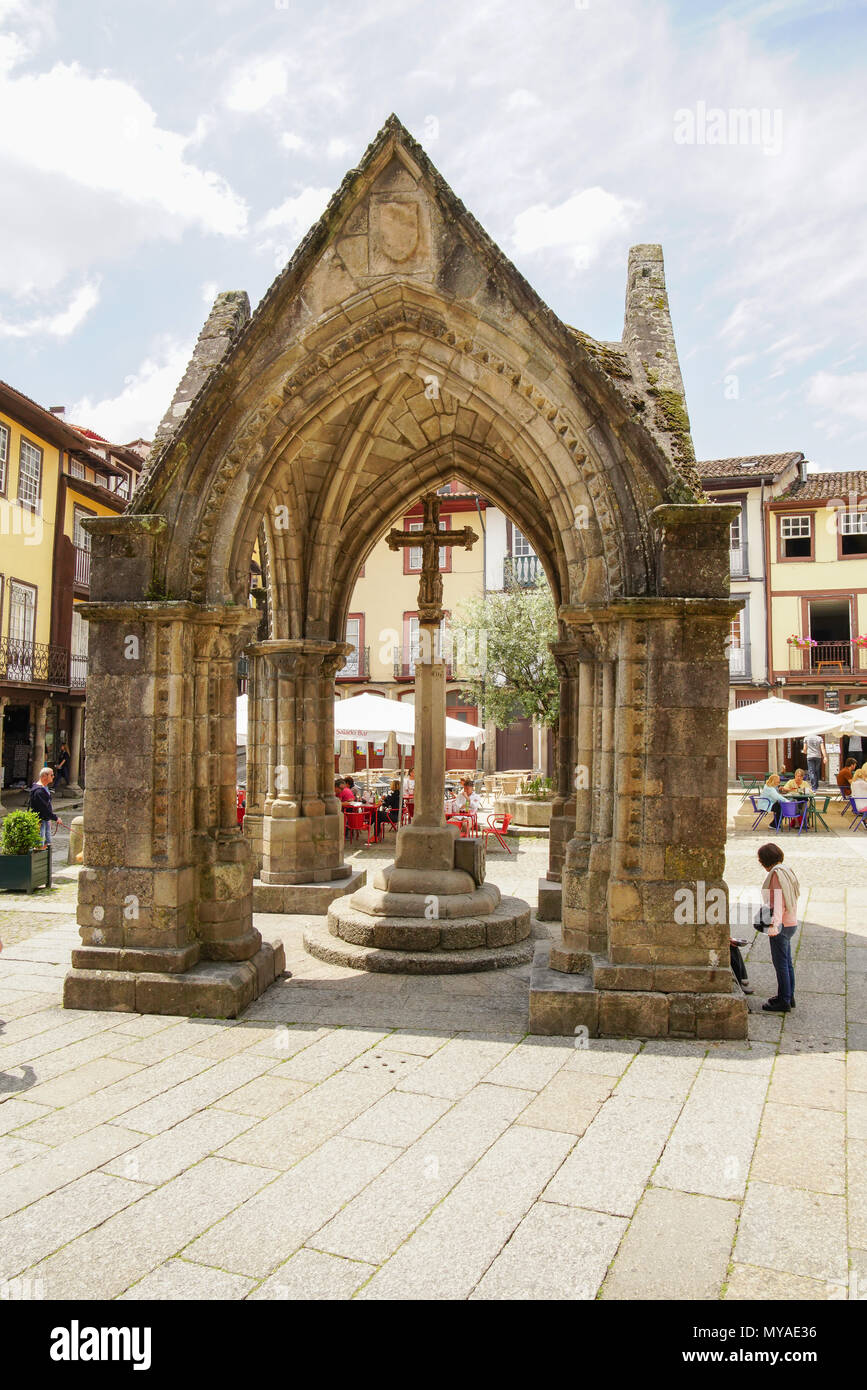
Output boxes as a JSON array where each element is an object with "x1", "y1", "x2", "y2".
[{"x1": 0, "y1": 831, "x2": 865, "y2": 1301}]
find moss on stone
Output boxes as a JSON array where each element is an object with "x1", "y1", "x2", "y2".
[{"x1": 570, "y1": 328, "x2": 633, "y2": 380}]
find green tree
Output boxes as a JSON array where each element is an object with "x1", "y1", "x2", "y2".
[{"x1": 451, "y1": 579, "x2": 559, "y2": 730}]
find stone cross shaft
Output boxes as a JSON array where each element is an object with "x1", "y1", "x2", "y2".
[{"x1": 387, "y1": 492, "x2": 478, "y2": 826}]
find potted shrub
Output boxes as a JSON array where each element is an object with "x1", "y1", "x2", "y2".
[{"x1": 0, "y1": 810, "x2": 52, "y2": 893}]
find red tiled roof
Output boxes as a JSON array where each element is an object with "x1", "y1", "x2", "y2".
[
  {"x1": 780, "y1": 470, "x2": 867, "y2": 501},
  {"x1": 696, "y1": 453, "x2": 803, "y2": 479}
]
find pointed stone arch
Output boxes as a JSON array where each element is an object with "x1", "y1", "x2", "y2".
[{"x1": 66, "y1": 117, "x2": 745, "y2": 1039}]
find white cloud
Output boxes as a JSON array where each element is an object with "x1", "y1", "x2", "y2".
[
  {"x1": 504, "y1": 89, "x2": 541, "y2": 112},
  {"x1": 201, "y1": 280, "x2": 219, "y2": 306},
  {"x1": 326, "y1": 136, "x2": 352, "y2": 160},
  {"x1": 69, "y1": 338, "x2": 194, "y2": 443},
  {"x1": 511, "y1": 187, "x2": 640, "y2": 270},
  {"x1": 225, "y1": 56, "x2": 292, "y2": 113},
  {"x1": 807, "y1": 370, "x2": 867, "y2": 427},
  {"x1": 0, "y1": 51, "x2": 247, "y2": 300},
  {"x1": 259, "y1": 186, "x2": 332, "y2": 238},
  {"x1": 280, "y1": 131, "x2": 308, "y2": 153},
  {"x1": 0, "y1": 280, "x2": 100, "y2": 339}
]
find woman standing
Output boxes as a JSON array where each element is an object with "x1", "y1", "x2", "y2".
[{"x1": 757, "y1": 842, "x2": 800, "y2": 1013}]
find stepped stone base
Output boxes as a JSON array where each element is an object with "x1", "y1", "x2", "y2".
[
  {"x1": 253, "y1": 871, "x2": 365, "y2": 915},
  {"x1": 307, "y1": 896, "x2": 536, "y2": 973},
  {"x1": 537, "y1": 877, "x2": 562, "y2": 921},
  {"x1": 529, "y1": 941, "x2": 748, "y2": 1039},
  {"x1": 63, "y1": 940, "x2": 285, "y2": 1019}
]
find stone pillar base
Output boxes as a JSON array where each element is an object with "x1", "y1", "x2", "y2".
[
  {"x1": 63, "y1": 940, "x2": 285, "y2": 1019},
  {"x1": 536, "y1": 877, "x2": 562, "y2": 921},
  {"x1": 252, "y1": 870, "x2": 365, "y2": 915},
  {"x1": 305, "y1": 901, "x2": 539, "y2": 974},
  {"x1": 528, "y1": 941, "x2": 748, "y2": 1039}
]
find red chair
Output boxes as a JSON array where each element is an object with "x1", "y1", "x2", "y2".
[
  {"x1": 344, "y1": 810, "x2": 366, "y2": 844},
  {"x1": 480, "y1": 812, "x2": 513, "y2": 853}
]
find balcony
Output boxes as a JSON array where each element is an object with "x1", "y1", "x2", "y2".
[
  {"x1": 70, "y1": 653, "x2": 87, "y2": 689},
  {"x1": 0, "y1": 639, "x2": 69, "y2": 686},
  {"x1": 74, "y1": 545, "x2": 91, "y2": 587},
  {"x1": 337, "y1": 646, "x2": 370, "y2": 680},
  {"x1": 728, "y1": 643, "x2": 751, "y2": 679},
  {"x1": 729, "y1": 544, "x2": 749, "y2": 578},
  {"x1": 504, "y1": 555, "x2": 542, "y2": 587},
  {"x1": 394, "y1": 651, "x2": 454, "y2": 680},
  {"x1": 787, "y1": 641, "x2": 867, "y2": 677}
]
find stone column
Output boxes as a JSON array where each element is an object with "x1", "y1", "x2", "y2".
[
  {"x1": 258, "y1": 639, "x2": 351, "y2": 886},
  {"x1": 546, "y1": 641, "x2": 580, "y2": 882},
  {"x1": 68, "y1": 703, "x2": 84, "y2": 789},
  {"x1": 191, "y1": 610, "x2": 261, "y2": 962},
  {"x1": 243, "y1": 651, "x2": 267, "y2": 872},
  {"x1": 65, "y1": 595, "x2": 281, "y2": 1016},
  {"x1": 559, "y1": 656, "x2": 597, "y2": 959},
  {"x1": 383, "y1": 732, "x2": 399, "y2": 772},
  {"x1": 31, "y1": 699, "x2": 47, "y2": 780}
]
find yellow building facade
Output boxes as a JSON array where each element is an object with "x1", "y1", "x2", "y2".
[
  {"x1": 0, "y1": 381, "x2": 142, "y2": 803},
  {"x1": 768, "y1": 470, "x2": 867, "y2": 768}
]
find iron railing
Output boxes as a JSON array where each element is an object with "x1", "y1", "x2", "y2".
[
  {"x1": 728, "y1": 643, "x2": 750, "y2": 679},
  {"x1": 729, "y1": 544, "x2": 749, "y2": 578},
  {"x1": 337, "y1": 646, "x2": 370, "y2": 680},
  {"x1": 394, "y1": 652, "x2": 454, "y2": 680},
  {"x1": 788, "y1": 640, "x2": 867, "y2": 675},
  {"x1": 69, "y1": 653, "x2": 87, "y2": 688},
  {"x1": 74, "y1": 545, "x2": 91, "y2": 586},
  {"x1": 0, "y1": 639, "x2": 69, "y2": 685}
]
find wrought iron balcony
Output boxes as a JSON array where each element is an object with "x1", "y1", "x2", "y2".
[
  {"x1": 337, "y1": 646, "x2": 370, "y2": 680},
  {"x1": 729, "y1": 544, "x2": 749, "y2": 578},
  {"x1": 787, "y1": 640, "x2": 867, "y2": 676},
  {"x1": 0, "y1": 639, "x2": 69, "y2": 686},
  {"x1": 504, "y1": 554, "x2": 542, "y2": 587},
  {"x1": 69, "y1": 653, "x2": 87, "y2": 689},
  {"x1": 728, "y1": 643, "x2": 750, "y2": 679},
  {"x1": 74, "y1": 545, "x2": 91, "y2": 586},
  {"x1": 394, "y1": 651, "x2": 454, "y2": 680}
]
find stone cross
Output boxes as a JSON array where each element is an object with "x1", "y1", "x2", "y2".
[
  {"x1": 387, "y1": 492, "x2": 478, "y2": 627},
  {"x1": 386, "y1": 493, "x2": 478, "y2": 828}
]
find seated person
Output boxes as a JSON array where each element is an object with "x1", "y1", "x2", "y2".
[
  {"x1": 335, "y1": 778, "x2": 354, "y2": 805},
  {"x1": 758, "y1": 774, "x2": 785, "y2": 830},
  {"x1": 781, "y1": 767, "x2": 812, "y2": 798},
  {"x1": 455, "y1": 779, "x2": 481, "y2": 814},
  {"x1": 375, "y1": 780, "x2": 401, "y2": 836},
  {"x1": 852, "y1": 765, "x2": 867, "y2": 811},
  {"x1": 837, "y1": 757, "x2": 858, "y2": 791},
  {"x1": 403, "y1": 774, "x2": 415, "y2": 796},
  {"x1": 344, "y1": 775, "x2": 357, "y2": 798}
]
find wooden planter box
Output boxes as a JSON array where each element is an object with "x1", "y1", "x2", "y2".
[{"x1": 0, "y1": 847, "x2": 52, "y2": 893}]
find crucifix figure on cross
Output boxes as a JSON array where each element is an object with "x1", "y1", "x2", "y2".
[{"x1": 387, "y1": 492, "x2": 478, "y2": 629}]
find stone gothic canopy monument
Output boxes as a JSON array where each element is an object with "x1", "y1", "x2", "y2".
[{"x1": 67, "y1": 115, "x2": 745, "y2": 1039}]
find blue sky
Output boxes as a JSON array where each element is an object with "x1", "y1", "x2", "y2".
[{"x1": 0, "y1": 0, "x2": 864, "y2": 471}]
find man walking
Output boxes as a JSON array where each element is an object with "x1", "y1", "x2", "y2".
[
  {"x1": 802, "y1": 732, "x2": 826, "y2": 793},
  {"x1": 29, "y1": 767, "x2": 63, "y2": 847}
]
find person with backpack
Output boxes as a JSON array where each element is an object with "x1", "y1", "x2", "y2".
[
  {"x1": 29, "y1": 767, "x2": 64, "y2": 847},
  {"x1": 757, "y1": 841, "x2": 800, "y2": 1013}
]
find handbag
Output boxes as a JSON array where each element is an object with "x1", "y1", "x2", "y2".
[{"x1": 753, "y1": 904, "x2": 773, "y2": 932}]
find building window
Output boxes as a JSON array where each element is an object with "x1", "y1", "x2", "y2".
[
  {"x1": 841, "y1": 511, "x2": 867, "y2": 556},
  {"x1": 728, "y1": 600, "x2": 749, "y2": 678},
  {"x1": 339, "y1": 616, "x2": 362, "y2": 677},
  {"x1": 780, "y1": 513, "x2": 811, "y2": 559},
  {"x1": 8, "y1": 579, "x2": 36, "y2": 645},
  {"x1": 0, "y1": 422, "x2": 8, "y2": 494},
  {"x1": 512, "y1": 527, "x2": 534, "y2": 558},
  {"x1": 69, "y1": 457, "x2": 86, "y2": 480},
  {"x1": 406, "y1": 519, "x2": 448, "y2": 572},
  {"x1": 17, "y1": 437, "x2": 42, "y2": 510}
]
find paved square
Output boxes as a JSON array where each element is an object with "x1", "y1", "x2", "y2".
[{"x1": 0, "y1": 831, "x2": 864, "y2": 1300}]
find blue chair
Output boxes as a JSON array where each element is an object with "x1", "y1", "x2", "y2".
[
  {"x1": 778, "y1": 798, "x2": 809, "y2": 834},
  {"x1": 749, "y1": 794, "x2": 776, "y2": 830}
]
